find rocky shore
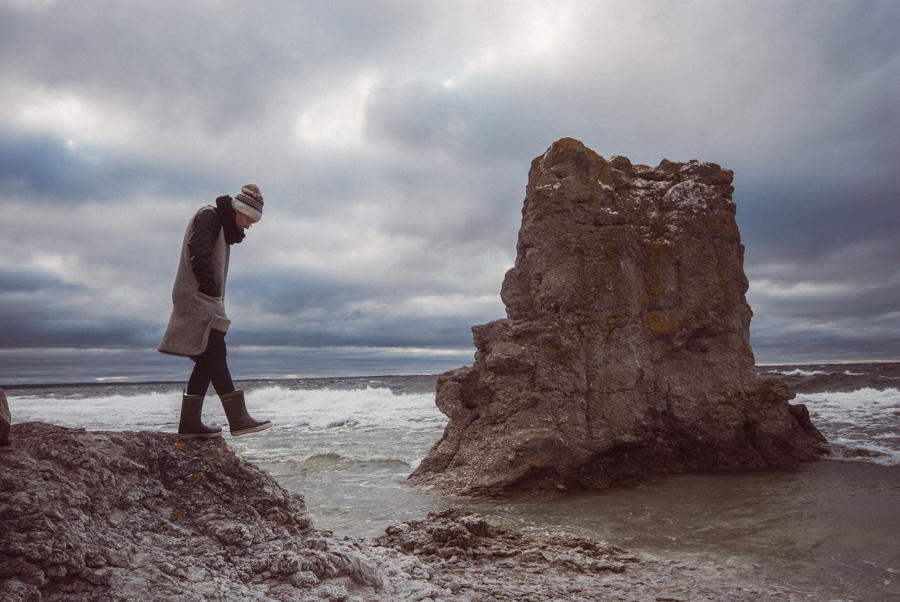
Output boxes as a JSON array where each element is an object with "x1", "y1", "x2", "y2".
[{"x1": 1, "y1": 421, "x2": 813, "y2": 601}]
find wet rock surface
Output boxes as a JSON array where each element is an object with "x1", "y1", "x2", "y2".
[
  {"x1": 0, "y1": 389, "x2": 10, "y2": 446},
  {"x1": 374, "y1": 507, "x2": 804, "y2": 602},
  {"x1": 409, "y1": 138, "x2": 828, "y2": 498},
  {"x1": 0, "y1": 422, "x2": 404, "y2": 601},
  {"x1": 1, "y1": 422, "x2": 812, "y2": 601}
]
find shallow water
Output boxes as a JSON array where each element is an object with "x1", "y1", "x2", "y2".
[
  {"x1": 6, "y1": 363, "x2": 900, "y2": 600},
  {"x1": 466, "y1": 462, "x2": 900, "y2": 600},
  {"x1": 262, "y1": 450, "x2": 900, "y2": 600}
]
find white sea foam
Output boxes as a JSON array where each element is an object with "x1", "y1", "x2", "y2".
[
  {"x1": 765, "y1": 368, "x2": 868, "y2": 377},
  {"x1": 7, "y1": 386, "x2": 445, "y2": 433},
  {"x1": 765, "y1": 368, "x2": 830, "y2": 377},
  {"x1": 797, "y1": 387, "x2": 900, "y2": 415},
  {"x1": 797, "y1": 388, "x2": 900, "y2": 466},
  {"x1": 245, "y1": 386, "x2": 444, "y2": 430},
  {"x1": 8, "y1": 391, "x2": 182, "y2": 430},
  {"x1": 10, "y1": 385, "x2": 899, "y2": 468}
]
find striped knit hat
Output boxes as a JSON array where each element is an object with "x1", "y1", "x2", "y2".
[{"x1": 232, "y1": 184, "x2": 264, "y2": 223}]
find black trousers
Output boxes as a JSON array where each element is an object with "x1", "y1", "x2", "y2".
[{"x1": 186, "y1": 329, "x2": 235, "y2": 397}]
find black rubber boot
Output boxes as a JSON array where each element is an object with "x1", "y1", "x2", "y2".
[
  {"x1": 220, "y1": 390, "x2": 272, "y2": 436},
  {"x1": 178, "y1": 393, "x2": 223, "y2": 438}
]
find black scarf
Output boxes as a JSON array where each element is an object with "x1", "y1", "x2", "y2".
[{"x1": 215, "y1": 195, "x2": 245, "y2": 245}]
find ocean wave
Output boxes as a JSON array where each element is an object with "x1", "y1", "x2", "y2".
[
  {"x1": 244, "y1": 386, "x2": 446, "y2": 431},
  {"x1": 237, "y1": 450, "x2": 415, "y2": 470},
  {"x1": 6, "y1": 385, "x2": 447, "y2": 433},
  {"x1": 798, "y1": 388, "x2": 900, "y2": 466},
  {"x1": 764, "y1": 368, "x2": 871, "y2": 378},
  {"x1": 761, "y1": 364, "x2": 900, "y2": 395},
  {"x1": 826, "y1": 443, "x2": 900, "y2": 467},
  {"x1": 766, "y1": 369, "x2": 831, "y2": 377},
  {"x1": 12, "y1": 382, "x2": 899, "y2": 469},
  {"x1": 797, "y1": 387, "x2": 900, "y2": 411},
  {"x1": 6, "y1": 390, "x2": 181, "y2": 431}
]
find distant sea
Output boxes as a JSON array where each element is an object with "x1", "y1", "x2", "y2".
[{"x1": 5, "y1": 362, "x2": 899, "y2": 601}]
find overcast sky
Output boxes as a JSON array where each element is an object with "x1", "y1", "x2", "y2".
[{"x1": 1, "y1": 0, "x2": 897, "y2": 385}]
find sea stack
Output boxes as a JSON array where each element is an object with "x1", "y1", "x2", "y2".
[{"x1": 409, "y1": 138, "x2": 828, "y2": 498}]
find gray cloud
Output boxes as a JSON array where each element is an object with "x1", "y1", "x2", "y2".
[
  {"x1": 0, "y1": 0, "x2": 897, "y2": 383},
  {"x1": 0, "y1": 346, "x2": 473, "y2": 386}
]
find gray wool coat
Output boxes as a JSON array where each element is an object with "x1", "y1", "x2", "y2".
[{"x1": 158, "y1": 206, "x2": 231, "y2": 358}]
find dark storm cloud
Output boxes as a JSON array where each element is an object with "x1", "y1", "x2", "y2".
[
  {"x1": 0, "y1": 131, "x2": 215, "y2": 201},
  {"x1": 749, "y1": 272, "x2": 900, "y2": 322},
  {"x1": 0, "y1": 0, "x2": 897, "y2": 382},
  {"x1": 0, "y1": 348, "x2": 183, "y2": 385},
  {"x1": 365, "y1": 77, "x2": 470, "y2": 152},
  {"x1": 0, "y1": 272, "x2": 160, "y2": 348},
  {"x1": 0, "y1": 312, "x2": 160, "y2": 349},
  {"x1": 0, "y1": 133, "x2": 101, "y2": 198},
  {"x1": 0, "y1": 1, "x2": 287, "y2": 127},
  {"x1": 0, "y1": 345, "x2": 472, "y2": 386},
  {"x1": 226, "y1": 313, "x2": 477, "y2": 349},
  {"x1": 737, "y1": 181, "x2": 900, "y2": 266},
  {"x1": 0, "y1": 267, "x2": 72, "y2": 295},
  {"x1": 224, "y1": 267, "x2": 502, "y2": 349},
  {"x1": 0, "y1": 1, "x2": 461, "y2": 137},
  {"x1": 750, "y1": 312, "x2": 900, "y2": 365}
]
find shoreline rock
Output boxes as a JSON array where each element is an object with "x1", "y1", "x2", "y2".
[
  {"x1": 0, "y1": 388, "x2": 10, "y2": 446},
  {"x1": 409, "y1": 139, "x2": 828, "y2": 498},
  {"x1": 0, "y1": 422, "x2": 382, "y2": 601},
  {"x1": 0, "y1": 422, "x2": 816, "y2": 601}
]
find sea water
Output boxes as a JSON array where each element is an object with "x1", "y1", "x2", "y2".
[{"x1": 6, "y1": 364, "x2": 900, "y2": 600}]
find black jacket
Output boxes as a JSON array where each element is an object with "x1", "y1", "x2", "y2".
[{"x1": 187, "y1": 196, "x2": 244, "y2": 298}]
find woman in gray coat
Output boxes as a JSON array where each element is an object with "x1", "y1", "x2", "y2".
[{"x1": 158, "y1": 185, "x2": 272, "y2": 438}]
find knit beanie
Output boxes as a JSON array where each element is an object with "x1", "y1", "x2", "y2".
[{"x1": 232, "y1": 184, "x2": 264, "y2": 223}]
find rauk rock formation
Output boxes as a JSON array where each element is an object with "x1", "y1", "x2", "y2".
[{"x1": 409, "y1": 138, "x2": 828, "y2": 498}]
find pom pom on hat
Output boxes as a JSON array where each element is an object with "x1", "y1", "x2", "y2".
[{"x1": 233, "y1": 184, "x2": 264, "y2": 223}]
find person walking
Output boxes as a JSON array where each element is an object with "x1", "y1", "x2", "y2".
[{"x1": 158, "y1": 185, "x2": 272, "y2": 438}]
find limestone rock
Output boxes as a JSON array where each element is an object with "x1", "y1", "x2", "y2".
[
  {"x1": 372, "y1": 507, "x2": 802, "y2": 601},
  {"x1": 0, "y1": 389, "x2": 9, "y2": 446},
  {"x1": 409, "y1": 138, "x2": 828, "y2": 498},
  {"x1": 0, "y1": 422, "x2": 399, "y2": 601}
]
